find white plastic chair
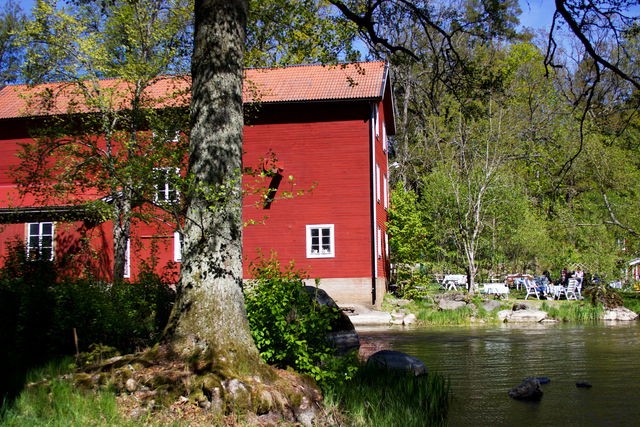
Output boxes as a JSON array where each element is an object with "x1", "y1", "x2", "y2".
[
  {"x1": 524, "y1": 278, "x2": 540, "y2": 300},
  {"x1": 565, "y1": 278, "x2": 578, "y2": 300}
]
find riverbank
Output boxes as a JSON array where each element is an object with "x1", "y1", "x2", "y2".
[{"x1": 346, "y1": 292, "x2": 640, "y2": 327}]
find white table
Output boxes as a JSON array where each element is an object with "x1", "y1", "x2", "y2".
[{"x1": 482, "y1": 283, "x2": 509, "y2": 296}]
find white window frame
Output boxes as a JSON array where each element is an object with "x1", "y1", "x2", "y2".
[
  {"x1": 153, "y1": 167, "x2": 180, "y2": 203},
  {"x1": 383, "y1": 173, "x2": 389, "y2": 209},
  {"x1": 26, "y1": 222, "x2": 54, "y2": 261},
  {"x1": 377, "y1": 226, "x2": 382, "y2": 259},
  {"x1": 385, "y1": 232, "x2": 389, "y2": 260},
  {"x1": 374, "y1": 104, "x2": 380, "y2": 138},
  {"x1": 153, "y1": 129, "x2": 180, "y2": 143},
  {"x1": 174, "y1": 231, "x2": 182, "y2": 262},
  {"x1": 123, "y1": 238, "x2": 131, "y2": 278},
  {"x1": 376, "y1": 163, "x2": 381, "y2": 203},
  {"x1": 382, "y1": 122, "x2": 387, "y2": 152},
  {"x1": 306, "y1": 224, "x2": 335, "y2": 258}
]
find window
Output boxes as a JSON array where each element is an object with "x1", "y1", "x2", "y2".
[
  {"x1": 153, "y1": 129, "x2": 180, "y2": 143},
  {"x1": 124, "y1": 239, "x2": 131, "y2": 278},
  {"x1": 306, "y1": 224, "x2": 334, "y2": 258},
  {"x1": 382, "y1": 122, "x2": 387, "y2": 152},
  {"x1": 27, "y1": 222, "x2": 54, "y2": 261},
  {"x1": 377, "y1": 226, "x2": 382, "y2": 259},
  {"x1": 153, "y1": 167, "x2": 179, "y2": 203},
  {"x1": 385, "y1": 232, "x2": 390, "y2": 260},
  {"x1": 376, "y1": 163, "x2": 381, "y2": 203},
  {"x1": 174, "y1": 231, "x2": 182, "y2": 262},
  {"x1": 374, "y1": 104, "x2": 380, "y2": 138},
  {"x1": 383, "y1": 173, "x2": 389, "y2": 209}
]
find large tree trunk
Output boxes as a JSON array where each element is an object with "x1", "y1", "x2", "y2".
[{"x1": 164, "y1": 0, "x2": 264, "y2": 374}]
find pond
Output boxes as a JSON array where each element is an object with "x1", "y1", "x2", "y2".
[{"x1": 358, "y1": 322, "x2": 640, "y2": 426}]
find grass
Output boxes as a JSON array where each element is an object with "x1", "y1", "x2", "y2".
[
  {"x1": 0, "y1": 358, "x2": 142, "y2": 427},
  {"x1": 396, "y1": 298, "x2": 507, "y2": 326},
  {"x1": 540, "y1": 301, "x2": 604, "y2": 322},
  {"x1": 323, "y1": 364, "x2": 450, "y2": 427}
]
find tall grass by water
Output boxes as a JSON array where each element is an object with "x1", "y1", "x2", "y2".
[
  {"x1": 323, "y1": 364, "x2": 450, "y2": 426},
  {"x1": 540, "y1": 301, "x2": 604, "y2": 322},
  {"x1": 406, "y1": 299, "x2": 505, "y2": 325}
]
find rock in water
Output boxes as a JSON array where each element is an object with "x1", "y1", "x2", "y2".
[
  {"x1": 576, "y1": 382, "x2": 592, "y2": 388},
  {"x1": 508, "y1": 377, "x2": 543, "y2": 400},
  {"x1": 367, "y1": 350, "x2": 428, "y2": 376}
]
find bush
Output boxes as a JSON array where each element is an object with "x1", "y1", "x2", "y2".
[
  {"x1": 244, "y1": 255, "x2": 354, "y2": 384},
  {"x1": 0, "y1": 247, "x2": 174, "y2": 400}
]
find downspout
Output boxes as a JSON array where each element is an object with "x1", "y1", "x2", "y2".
[{"x1": 370, "y1": 103, "x2": 378, "y2": 305}]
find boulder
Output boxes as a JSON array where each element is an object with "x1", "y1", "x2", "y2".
[
  {"x1": 438, "y1": 299, "x2": 467, "y2": 310},
  {"x1": 603, "y1": 307, "x2": 639, "y2": 321},
  {"x1": 497, "y1": 309, "x2": 512, "y2": 322},
  {"x1": 508, "y1": 377, "x2": 543, "y2": 400},
  {"x1": 508, "y1": 309, "x2": 547, "y2": 323},
  {"x1": 434, "y1": 292, "x2": 466, "y2": 302},
  {"x1": 403, "y1": 313, "x2": 417, "y2": 325},
  {"x1": 482, "y1": 300, "x2": 502, "y2": 312},
  {"x1": 367, "y1": 350, "x2": 428, "y2": 376},
  {"x1": 303, "y1": 286, "x2": 359, "y2": 354}
]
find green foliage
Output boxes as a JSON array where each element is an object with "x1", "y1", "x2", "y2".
[
  {"x1": 540, "y1": 302, "x2": 604, "y2": 322},
  {"x1": 0, "y1": 358, "x2": 143, "y2": 427},
  {"x1": 0, "y1": 246, "x2": 174, "y2": 399},
  {"x1": 244, "y1": 255, "x2": 352, "y2": 384},
  {"x1": 322, "y1": 364, "x2": 450, "y2": 427},
  {"x1": 584, "y1": 284, "x2": 624, "y2": 309}
]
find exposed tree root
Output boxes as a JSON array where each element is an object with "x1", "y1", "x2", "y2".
[{"x1": 71, "y1": 344, "x2": 330, "y2": 426}]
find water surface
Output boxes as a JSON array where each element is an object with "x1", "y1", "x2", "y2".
[{"x1": 358, "y1": 323, "x2": 640, "y2": 426}]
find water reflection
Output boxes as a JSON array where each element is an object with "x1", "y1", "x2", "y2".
[{"x1": 358, "y1": 323, "x2": 640, "y2": 426}]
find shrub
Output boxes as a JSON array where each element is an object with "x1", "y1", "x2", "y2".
[{"x1": 244, "y1": 255, "x2": 353, "y2": 384}]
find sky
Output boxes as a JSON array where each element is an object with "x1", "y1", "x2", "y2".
[{"x1": 14, "y1": 0, "x2": 558, "y2": 31}]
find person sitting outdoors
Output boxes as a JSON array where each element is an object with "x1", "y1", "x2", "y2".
[{"x1": 535, "y1": 273, "x2": 551, "y2": 296}]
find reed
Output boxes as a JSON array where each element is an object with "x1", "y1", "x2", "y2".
[{"x1": 323, "y1": 364, "x2": 450, "y2": 427}]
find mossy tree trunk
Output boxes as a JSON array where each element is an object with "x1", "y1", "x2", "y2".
[{"x1": 164, "y1": 0, "x2": 265, "y2": 377}]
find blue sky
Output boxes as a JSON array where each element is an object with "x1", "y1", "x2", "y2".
[{"x1": 15, "y1": 0, "x2": 557, "y2": 30}]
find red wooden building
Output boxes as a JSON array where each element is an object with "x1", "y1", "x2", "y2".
[{"x1": 0, "y1": 62, "x2": 394, "y2": 306}]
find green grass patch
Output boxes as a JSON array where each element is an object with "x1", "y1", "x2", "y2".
[
  {"x1": 323, "y1": 364, "x2": 450, "y2": 426},
  {"x1": 540, "y1": 301, "x2": 604, "y2": 322},
  {"x1": 0, "y1": 358, "x2": 140, "y2": 427},
  {"x1": 404, "y1": 299, "x2": 504, "y2": 325},
  {"x1": 620, "y1": 291, "x2": 640, "y2": 314}
]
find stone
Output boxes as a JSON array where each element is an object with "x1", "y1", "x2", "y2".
[
  {"x1": 303, "y1": 286, "x2": 360, "y2": 354},
  {"x1": 497, "y1": 310, "x2": 512, "y2": 322},
  {"x1": 125, "y1": 378, "x2": 137, "y2": 393},
  {"x1": 508, "y1": 377, "x2": 543, "y2": 400},
  {"x1": 482, "y1": 300, "x2": 502, "y2": 312},
  {"x1": 438, "y1": 299, "x2": 467, "y2": 310},
  {"x1": 347, "y1": 311, "x2": 393, "y2": 326},
  {"x1": 603, "y1": 307, "x2": 639, "y2": 321},
  {"x1": 508, "y1": 309, "x2": 547, "y2": 323},
  {"x1": 403, "y1": 313, "x2": 417, "y2": 325},
  {"x1": 512, "y1": 303, "x2": 528, "y2": 311},
  {"x1": 434, "y1": 292, "x2": 466, "y2": 302},
  {"x1": 576, "y1": 382, "x2": 592, "y2": 388},
  {"x1": 367, "y1": 350, "x2": 428, "y2": 376}
]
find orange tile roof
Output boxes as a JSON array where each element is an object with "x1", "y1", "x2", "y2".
[{"x1": 0, "y1": 62, "x2": 387, "y2": 120}]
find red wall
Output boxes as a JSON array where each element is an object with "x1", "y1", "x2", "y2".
[
  {"x1": 242, "y1": 102, "x2": 374, "y2": 279},
  {"x1": 0, "y1": 99, "x2": 391, "y2": 283}
]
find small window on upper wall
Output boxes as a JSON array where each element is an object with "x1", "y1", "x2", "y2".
[
  {"x1": 306, "y1": 224, "x2": 335, "y2": 258},
  {"x1": 382, "y1": 122, "x2": 388, "y2": 152},
  {"x1": 153, "y1": 129, "x2": 180, "y2": 143},
  {"x1": 383, "y1": 173, "x2": 389, "y2": 209},
  {"x1": 27, "y1": 222, "x2": 54, "y2": 261},
  {"x1": 376, "y1": 164, "x2": 381, "y2": 203},
  {"x1": 153, "y1": 167, "x2": 180, "y2": 203},
  {"x1": 374, "y1": 104, "x2": 379, "y2": 138},
  {"x1": 174, "y1": 231, "x2": 182, "y2": 262}
]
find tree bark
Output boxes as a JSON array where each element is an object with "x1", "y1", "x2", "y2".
[{"x1": 164, "y1": 0, "x2": 264, "y2": 374}]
